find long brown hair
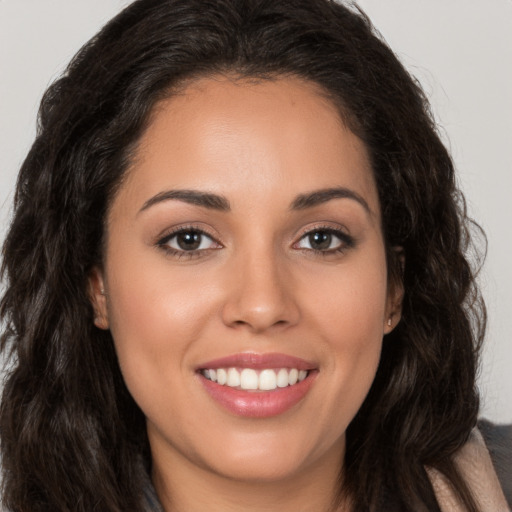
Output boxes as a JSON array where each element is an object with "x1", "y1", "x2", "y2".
[{"x1": 1, "y1": 1, "x2": 485, "y2": 510}]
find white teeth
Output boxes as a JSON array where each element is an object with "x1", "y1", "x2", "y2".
[
  {"x1": 259, "y1": 369, "x2": 277, "y2": 390},
  {"x1": 227, "y1": 367, "x2": 241, "y2": 387},
  {"x1": 276, "y1": 368, "x2": 289, "y2": 388},
  {"x1": 217, "y1": 368, "x2": 227, "y2": 385},
  {"x1": 240, "y1": 368, "x2": 259, "y2": 390},
  {"x1": 288, "y1": 368, "x2": 298, "y2": 385},
  {"x1": 202, "y1": 367, "x2": 310, "y2": 391}
]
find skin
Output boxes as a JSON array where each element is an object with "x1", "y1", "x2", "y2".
[{"x1": 91, "y1": 75, "x2": 403, "y2": 512}]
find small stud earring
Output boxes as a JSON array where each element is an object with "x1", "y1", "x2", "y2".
[
  {"x1": 100, "y1": 289, "x2": 106, "y2": 296},
  {"x1": 387, "y1": 318, "x2": 392, "y2": 327}
]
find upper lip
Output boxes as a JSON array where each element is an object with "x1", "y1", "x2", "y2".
[{"x1": 197, "y1": 352, "x2": 317, "y2": 371}]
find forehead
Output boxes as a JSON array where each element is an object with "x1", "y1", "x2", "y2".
[{"x1": 117, "y1": 75, "x2": 380, "y2": 219}]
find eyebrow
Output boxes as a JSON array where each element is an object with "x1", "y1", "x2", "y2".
[
  {"x1": 139, "y1": 189, "x2": 231, "y2": 213},
  {"x1": 139, "y1": 186, "x2": 371, "y2": 215},
  {"x1": 290, "y1": 187, "x2": 371, "y2": 213}
]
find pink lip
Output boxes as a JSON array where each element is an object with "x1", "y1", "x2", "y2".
[
  {"x1": 197, "y1": 352, "x2": 316, "y2": 371},
  {"x1": 196, "y1": 352, "x2": 318, "y2": 418}
]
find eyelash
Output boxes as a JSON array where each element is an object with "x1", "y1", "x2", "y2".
[
  {"x1": 294, "y1": 225, "x2": 355, "y2": 256},
  {"x1": 156, "y1": 225, "x2": 355, "y2": 259},
  {"x1": 156, "y1": 225, "x2": 221, "y2": 259}
]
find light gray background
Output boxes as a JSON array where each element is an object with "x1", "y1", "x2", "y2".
[{"x1": 1, "y1": 1, "x2": 511, "y2": 423}]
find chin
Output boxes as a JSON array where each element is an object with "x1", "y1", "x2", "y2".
[
  {"x1": 205, "y1": 452, "x2": 312, "y2": 483},
  {"x1": 194, "y1": 427, "x2": 343, "y2": 484}
]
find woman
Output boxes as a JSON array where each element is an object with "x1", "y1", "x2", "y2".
[{"x1": 0, "y1": 0, "x2": 509, "y2": 510}]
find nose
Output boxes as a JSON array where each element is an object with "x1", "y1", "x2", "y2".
[{"x1": 221, "y1": 249, "x2": 300, "y2": 333}]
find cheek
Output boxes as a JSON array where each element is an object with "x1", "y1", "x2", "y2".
[
  {"x1": 107, "y1": 242, "x2": 217, "y2": 339},
  {"x1": 305, "y1": 250, "x2": 389, "y2": 341},
  {"x1": 103, "y1": 248, "x2": 221, "y2": 405},
  {"x1": 302, "y1": 252, "x2": 388, "y2": 416}
]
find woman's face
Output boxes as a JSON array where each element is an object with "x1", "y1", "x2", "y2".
[{"x1": 92, "y1": 76, "x2": 401, "y2": 485}]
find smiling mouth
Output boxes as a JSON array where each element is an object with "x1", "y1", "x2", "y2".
[
  {"x1": 200, "y1": 367, "x2": 309, "y2": 391},
  {"x1": 197, "y1": 354, "x2": 317, "y2": 417}
]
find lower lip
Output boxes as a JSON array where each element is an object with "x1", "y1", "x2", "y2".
[{"x1": 199, "y1": 372, "x2": 317, "y2": 418}]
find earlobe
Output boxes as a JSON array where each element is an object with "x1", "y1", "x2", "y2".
[
  {"x1": 384, "y1": 287, "x2": 404, "y2": 334},
  {"x1": 88, "y1": 266, "x2": 109, "y2": 330},
  {"x1": 384, "y1": 247, "x2": 405, "y2": 334}
]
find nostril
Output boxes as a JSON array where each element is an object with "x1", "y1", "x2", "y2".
[
  {"x1": 229, "y1": 318, "x2": 290, "y2": 332},
  {"x1": 220, "y1": 279, "x2": 301, "y2": 332}
]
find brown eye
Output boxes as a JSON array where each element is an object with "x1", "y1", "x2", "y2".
[
  {"x1": 161, "y1": 229, "x2": 219, "y2": 252},
  {"x1": 295, "y1": 228, "x2": 354, "y2": 253},
  {"x1": 175, "y1": 231, "x2": 203, "y2": 251},
  {"x1": 308, "y1": 231, "x2": 333, "y2": 251}
]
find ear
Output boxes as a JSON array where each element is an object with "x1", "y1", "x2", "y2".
[
  {"x1": 384, "y1": 247, "x2": 405, "y2": 334},
  {"x1": 88, "y1": 266, "x2": 109, "y2": 330}
]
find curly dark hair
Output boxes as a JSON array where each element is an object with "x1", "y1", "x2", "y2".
[{"x1": 0, "y1": 0, "x2": 485, "y2": 510}]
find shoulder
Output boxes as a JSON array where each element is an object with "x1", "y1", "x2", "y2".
[
  {"x1": 428, "y1": 422, "x2": 511, "y2": 511},
  {"x1": 478, "y1": 419, "x2": 512, "y2": 507}
]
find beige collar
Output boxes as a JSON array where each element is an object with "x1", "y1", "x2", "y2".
[{"x1": 428, "y1": 428, "x2": 510, "y2": 511}]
